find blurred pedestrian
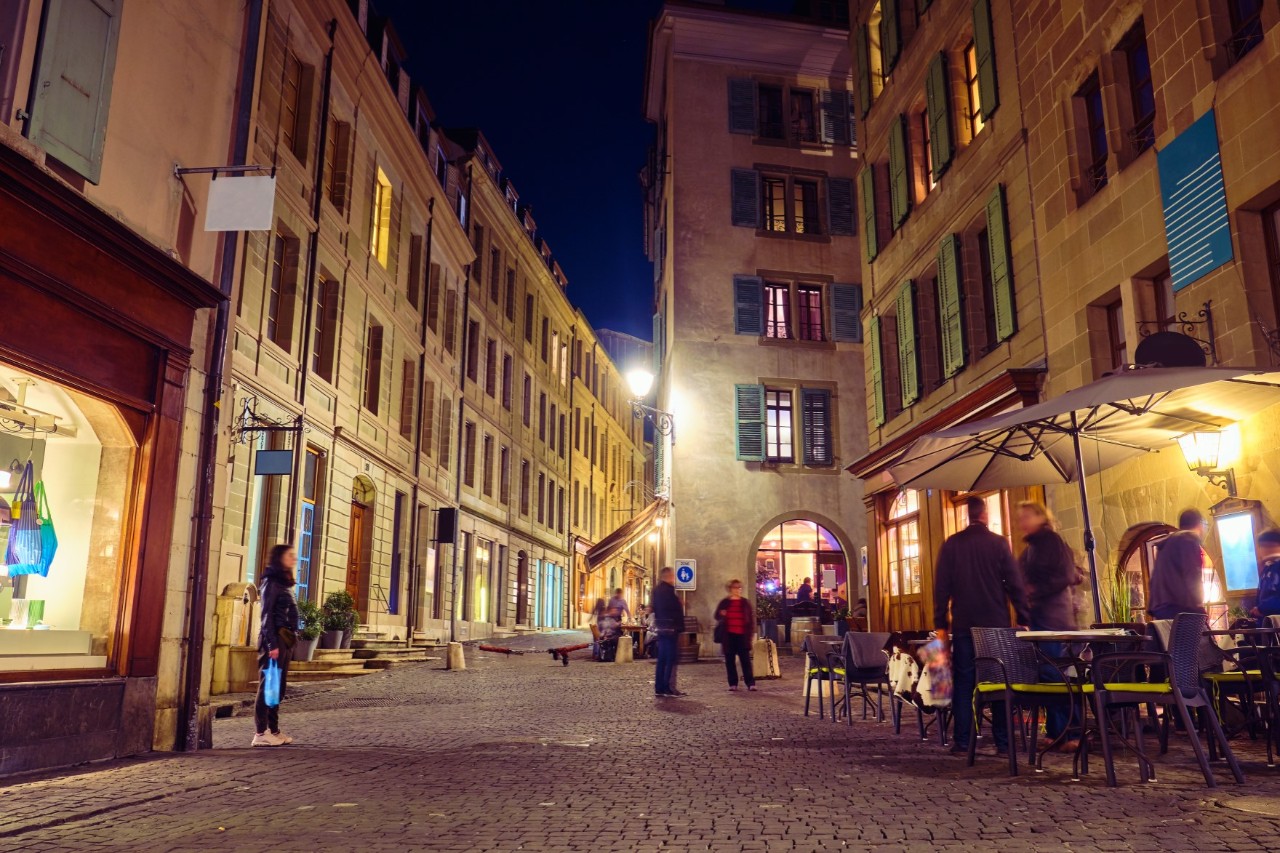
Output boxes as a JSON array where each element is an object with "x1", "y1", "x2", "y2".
[
  {"x1": 715, "y1": 579, "x2": 757, "y2": 691},
  {"x1": 253, "y1": 544, "x2": 299, "y2": 747},
  {"x1": 1251, "y1": 528, "x2": 1280, "y2": 624},
  {"x1": 1148, "y1": 508, "x2": 1209, "y2": 619},
  {"x1": 651, "y1": 566, "x2": 686, "y2": 697}
]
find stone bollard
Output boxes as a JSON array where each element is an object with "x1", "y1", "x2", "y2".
[
  {"x1": 752, "y1": 637, "x2": 781, "y2": 680},
  {"x1": 614, "y1": 634, "x2": 633, "y2": 664},
  {"x1": 446, "y1": 641, "x2": 466, "y2": 671}
]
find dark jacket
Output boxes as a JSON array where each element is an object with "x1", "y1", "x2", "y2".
[
  {"x1": 714, "y1": 596, "x2": 755, "y2": 638},
  {"x1": 258, "y1": 565, "x2": 299, "y2": 653},
  {"x1": 796, "y1": 583, "x2": 813, "y2": 603},
  {"x1": 651, "y1": 580, "x2": 684, "y2": 631},
  {"x1": 1148, "y1": 531, "x2": 1206, "y2": 619},
  {"x1": 1018, "y1": 526, "x2": 1081, "y2": 631},
  {"x1": 934, "y1": 522, "x2": 1030, "y2": 636},
  {"x1": 1259, "y1": 557, "x2": 1280, "y2": 618}
]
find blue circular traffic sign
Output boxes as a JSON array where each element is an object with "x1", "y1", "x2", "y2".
[{"x1": 676, "y1": 565, "x2": 694, "y2": 583}]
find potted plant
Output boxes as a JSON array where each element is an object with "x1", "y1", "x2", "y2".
[
  {"x1": 341, "y1": 607, "x2": 359, "y2": 649},
  {"x1": 294, "y1": 599, "x2": 323, "y2": 661},
  {"x1": 833, "y1": 605, "x2": 852, "y2": 636},
  {"x1": 323, "y1": 590, "x2": 358, "y2": 649},
  {"x1": 755, "y1": 588, "x2": 781, "y2": 646},
  {"x1": 319, "y1": 608, "x2": 345, "y2": 650}
]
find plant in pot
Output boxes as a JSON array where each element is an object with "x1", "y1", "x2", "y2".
[
  {"x1": 755, "y1": 587, "x2": 781, "y2": 645},
  {"x1": 323, "y1": 590, "x2": 359, "y2": 649},
  {"x1": 294, "y1": 599, "x2": 323, "y2": 661},
  {"x1": 833, "y1": 605, "x2": 852, "y2": 636}
]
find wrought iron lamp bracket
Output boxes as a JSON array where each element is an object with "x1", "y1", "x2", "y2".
[{"x1": 1136, "y1": 299, "x2": 1217, "y2": 364}]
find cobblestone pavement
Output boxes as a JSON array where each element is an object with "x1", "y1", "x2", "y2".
[{"x1": 3, "y1": 632, "x2": 1280, "y2": 852}]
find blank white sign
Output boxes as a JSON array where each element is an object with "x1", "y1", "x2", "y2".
[{"x1": 204, "y1": 175, "x2": 277, "y2": 231}]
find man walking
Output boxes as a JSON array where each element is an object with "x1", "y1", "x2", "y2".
[
  {"x1": 1148, "y1": 508, "x2": 1209, "y2": 619},
  {"x1": 651, "y1": 566, "x2": 686, "y2": 697},
  {"x1": 934, "y1": 496, "x2": 1030, "y2": 756}
]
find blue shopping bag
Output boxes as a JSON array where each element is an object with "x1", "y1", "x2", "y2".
[{"x1": 262, "y1": 659, "x2": 282, "y2": 707}]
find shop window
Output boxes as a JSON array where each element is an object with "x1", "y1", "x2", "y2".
[
  {"x1": 474, "y1": 539, "x2": 491, "y2": 622},
  {"x1": 1120, "y1": 20, "x2": 1155, "y2": 155},
  {"x1": 1226, "y1": 0, "x2": 1264, "y2": 65},
  {"x1": 1077, "y1": 72, "x2": 1108, "y2": 198},
  {"x1": 363, "y1": 322, "x2": 383, "y2": 414},
  {"x1": 267, "y1": 231, "x2": 300, "y2": 352},
  {"x1": 0, "y1": 364, "x2": 136, "y2": 672},
  {"x1": 885, "y1": 490, "x2": 921, "y2": 598},
  {"x1": 755, "y1": 519, "x2": 846, "y2": 618},
  {"x1": 952, "y1": 491, "x2": 1007, "y2": 539},
  {"x1": 370, "y1": 167, "x2": 394, "y2": 267}
]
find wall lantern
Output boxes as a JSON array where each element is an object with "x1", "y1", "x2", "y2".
[{"x1": 1177, "y1": 425, "x2": 1239, "y2": 496}]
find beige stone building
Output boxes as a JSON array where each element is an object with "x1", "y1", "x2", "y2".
[{"x1": 644, "y1": 1, "x2": 866, "y2": 644}]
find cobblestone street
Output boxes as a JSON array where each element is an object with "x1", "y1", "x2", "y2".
[{"x1": 2, "y1": 633, "x2": 1280, "y2": 852}]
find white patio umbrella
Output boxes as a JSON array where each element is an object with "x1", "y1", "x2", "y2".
[{"x1": 889, "y1": 366, "x2": 1280, "y2": 620}]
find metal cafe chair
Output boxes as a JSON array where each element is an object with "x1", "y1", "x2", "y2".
[
  {"x1": 828, "y1": 631, "x2": 891, "y2": 726},
  {"x1": 802, "y1": 634, "x2": 844, "y2": 720}
]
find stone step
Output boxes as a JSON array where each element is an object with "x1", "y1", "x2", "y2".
[
  {"x1": 351, "y1": 647, "x2": 427, "y2": 660},
  {"x1": 360, "y1": 655, "x2": 436, "y2": 670},
  {"x1": 290, "y1": 660, "x2": 369, "y2": 673},
  {"x1": 284, "y1": 669, "x2": 369, "y2": 683},
  {"x1": 350, "y1": 639, "x2": 410, "y2": 650},
  {"x1": 313, "y1": 649, "x2": 356, "y2": 661}
]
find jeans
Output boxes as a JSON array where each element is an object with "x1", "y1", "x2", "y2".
[
  {"x1": 722, "y1": 632, "x2": 754, "y2": 688},
  {"x1": 255, "y1": 645, "x2": 292, "y2": 735},
  {"x1": 655, "y1": 633, "x2": 678, "y2": 695},
  {"x1": 952, "y1": 634, "x2": 1009, "y2": 750},
  {"x1": 1033, "y1": 636, "x2": 1076, "y2": 740}
]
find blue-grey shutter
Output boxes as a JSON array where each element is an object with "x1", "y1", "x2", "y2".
[
  {"x1": 937, "y1": 234, "x2": 966, "y2": 377},
  {"x1": 820, "y1": 90, "x2": 852, "y2": 146},
  {"x1": 801, "y1": 389, "x2": 833, "y2": 466},
  {"x1": 987, "y1": 184, "x2": 1016, "y2": 341},
  {"x1": 733, "y1": 275, "x2": 764, "y2": 335},
  {"x1": 925, "y1": 53, "x2": 954, "y2": 177},
  {"x1": 889, "y1": 115, "x2": 911, "y2": 230},
  {"x1": 728, "y1": 78, "x2": 757, "y2": 134},
  {"x1": 869, "y1": 317, "x2": 885, "y2": 427},
  {"x1": 731, "y1": 168, "x2": 761, "y2": 228},
  {"x1": 831, "y1": 283, "x2": 863, "y2": 342},
  {"x1": 827, "y1": 177, "x2": 855, "y2": 237},
  {"x1": 973, "y1": 0, "x2": 1000, "y2": 119},
  {"x1": 27, "y1": 0, "x2": 122, "y2": 184},
  {"x1": 734, "y1": 384, "x2": 766, "y2": 462},
  {"x1": 860, "y1": 167, "x2": 878, "y2": 261}
]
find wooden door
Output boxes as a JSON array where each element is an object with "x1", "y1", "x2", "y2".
[{"x1": 347, "y1": 502, "x2": 367, "y2": 603}]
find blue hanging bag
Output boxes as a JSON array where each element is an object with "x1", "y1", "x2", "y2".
[{"x1": 262, "y1": 659, "x2": 282, "y2": 707}]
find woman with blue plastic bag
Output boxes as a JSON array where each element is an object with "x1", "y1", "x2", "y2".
[{"x1": 253, "y1": 544, "x2": 300, "y2": 747}]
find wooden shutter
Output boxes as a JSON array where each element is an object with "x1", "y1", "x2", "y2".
[
  {"x1": 896, "y1": 281, "x2": 920, "y2": 407},
  {"x1": 730, "y1": 168, "x2": 761, "y2": 228},
  {"x1": 937, "y1": 234, "x2": 966, "y2": 378},
  {"x1": 925, "y1": 53, "x2": 954, "y2": 178},
  {"x1": 973, "y1": 0, "x2": 1000, "y2": 119},
  {"x1": 889, "y1": 115, "x2": 911, "y2": 230},
  {"x1": 869, "y1": 317, "x2": 886, "y2": 427},
  {"x1": 27, "y1": 0, "x2": 122, "y2": 183},
  {"x1": 427, "y1": 263, "x2": 441, "y2": 333},
  {"x1": 733, "y1": 275, "x2": 765, "y2": 335},
  {"x1": 855, "y1": 25, "x2": 872, "y2": 119},
  {"x1": 734, "y1": 384, "x2": 766, "y2": 462},
  {"x1": 831, "y1": 283, "x2": 863, "y2": 343},
  {"x1": 881, "y1": 0, "x2": 901, "y2": 74},
  {"x1": 819, "y1": 90, "x2": 851, "y2": 146},
  {"x1": 987, "y1": 184, "x2": 1016, "y2": 342},
  {"x1": 421, "y1": 378, "x2": 436, "y2": 457},
  {"x1": 859, "y1": 167, "x2": 878, "y2": 261},
  {"x1": 387, "y1": 187, "x2": 402, "y2": 279},
  {"x1": 728, "y1": 78, "x2": 757, "y2": 134},
  {"x1": 827, "y1": 178, "x2": 855, "y2": 237},
  {"x1": 399, "y1": 360, "x2": 416, "y2": 439},
  {"x1": 801, "y1": 389, "x2": 833, "y2": 466},
  {"x1": 439, "y1": 396, "x2": 453, "y2": 471}
]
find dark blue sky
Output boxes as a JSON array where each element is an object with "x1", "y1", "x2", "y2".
[{"x1": 379, "y1": 0, "x2": 799, "y2": 339}]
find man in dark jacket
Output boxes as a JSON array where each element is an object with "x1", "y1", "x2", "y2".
[
  {"x1": 1148, "y1": 508, "x2": 1208, "y2": 620},
  {"x1": 934, "y1": 496, "x2": 1030, "y2": 756},
  {"x1": 651, "y1": 566, "x2": 686, "y2": 697},
  {"x1": 1251, "y1": 528, "x2": 1280, "y2": 623}
]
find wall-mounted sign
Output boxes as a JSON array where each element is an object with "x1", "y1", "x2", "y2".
[
  {"x1": 1157, "y1": 110, "x2": 1232, "y2": 292},
  {"x1": 205, "y1": 175, "x2": 277, "y2": 232}
]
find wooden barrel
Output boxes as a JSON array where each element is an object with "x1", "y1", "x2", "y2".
[
  {"x1": 790, "y1": 617, "x2": 820, "y2": 656},
  {"x1": 678, "y1": 616, "x2": 699, "y2": 663}
]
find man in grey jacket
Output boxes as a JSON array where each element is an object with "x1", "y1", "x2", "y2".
[{"x1": 1148, "y1": 508, "x2": 1208, "y2": 620}]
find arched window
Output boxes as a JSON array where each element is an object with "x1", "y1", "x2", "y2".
[
  {"x1": 755, "y1": 519, "x2": 845, "y2": 615},
  {"x1": 886, "y1": 490, "x2": 921, "y2": 597}
]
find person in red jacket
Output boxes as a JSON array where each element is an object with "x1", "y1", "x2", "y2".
[{"x1": 715, "y1": 579, "x2": 757, "y2": 691}]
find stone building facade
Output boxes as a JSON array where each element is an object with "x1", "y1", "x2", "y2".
[{"x1": 644, "y1": 1, "x2": 867, "y2": 644}]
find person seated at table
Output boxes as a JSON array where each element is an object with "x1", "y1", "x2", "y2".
[
  {"x1": 1148, "y1": 508, "x2": 1209, "y2": 620},
  {"x1": 1250, "y1": 528, "x2": 1280, "y2": 625},
  {"x1": 851, "y1": 598, "x2": 868, "y2": 620},
  {"x1": 796, "y1": 578, "x2": 814, "y2": 603}
]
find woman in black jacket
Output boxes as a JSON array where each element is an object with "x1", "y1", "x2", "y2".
[
  {"x1": 1016, "y1": 500, "x2": 1082, "y2": 747},
  {"x1": 253, "y1": 544, "x2": 300, "y2": 747}
]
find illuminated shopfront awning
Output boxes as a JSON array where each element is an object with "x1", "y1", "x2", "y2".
[{"x1": 585, "y1": 499, "x2": 667, "y2": 569}]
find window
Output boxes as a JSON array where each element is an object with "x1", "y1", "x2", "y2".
[
  {"x1": 324, "y1": 119, "x2": 352, "y2": 212},
  {"x1": 1265, "y1": 204, "x2": 1280, "y2": 323},
  {"x1": 760, "y1": 174, "x2": 823, "y2": 235},
  {"x1": 482, "y1": 434, "x2": 494, "y2": 496},
  {"x1": 1079, "y1": 73, "x2": 1108, "y2": 195},
  {"x1": 313, "y1": 278, "x2": 339, "y2": 381},
  {"x1": 438, "y1": 396, "x2": 452, "y2": 470},
  {"x1": 1105, "y1": 299, "x2": 1128, "y2": 371},
  {"x1": 471, "y1": 226, "x2": 484, "y2": 283},
  {"x1": 421, "y1": 378, "x2": 436, "y2": 458},
  {"x1": 370, "y1": 167, "x2": 394, "y2": 267},
  {"x1": 758, "y1": 84, "x2": 785, "y2": 139},
  {"x1": 499, "y1": 446, "x2": 511, "y2": 504},
  {"x1": 765, "y1": 283, "x2": 791, "y2": 339},
  {"x1": 466, "y1": 320, "x2": 480, "y2": 381},
  {"x1": 489, "y1": 248, "x2": 501, "y2": 302},
  {"x1": 977, "y1": 227, "x2": 997, "y2": 351},
  {"x1": 540, "y1": 317, "x2": 550, "y2": 362},
  {"x1": 399, "y1": 359, "x2": 415, "y2": 439},
  {"x1": 886, "y1": 490, "x2": 922, "y2": 596},
  {"x1": 524, "y1": 294, "x2": 535, "y2": 342},
  {"x1": 793, "y1": 180, "x2": 821, "y2": 234},
  {"x1": 1121, "y1": 21, "x2": 1155, "y2": 154},
  {"x1": 538, "y1": 392, "x2": 547, "y2": 442},
  {"x1": 407, "y1": 235, "x2": 424, "y2": 309},
  {"x1": 549, "y1": 404, "x2": 558, "y2": 452},
  {"x1": 463, "y1": 421, "x2": 476, "y2": 487},
  {"x1": 755, "y1": 520, "x2": 846, "y2": 613},
  {"x1": 501, "y1": 354, "x2": 513, "y2": 410},
  {"x1": 963, "y1": 42, "x2": 984, "y2": 138},
  {"x1": 762, "y1": 177, "x2": 787, "y2": 232},
  {"x1": 484, "y1": 337, "x2": 497, "y2": 397},
  {"x1": 1153, "y1": 270, "x2": 1176, "y2": 331},
  {"x1": 443, "y1": 290, "x2": 458, "y2": 354},
  {"x1": 790, "y1": 88, "x2": 817, "y2": 142},
  {"x1": 267, "y1": 231, "x2": 299, "y2": 351},
  {"x1": 765, "y1": 390, "x2": 794, "y2": 463},
  {"x1": 522, "y1": 374, "x2": 532, "y2": 427},
  {"x1": 537, "y1": 472, "x2": 546, "y2": 524},
  {"x1": 297, "y1": 446, "x2": 325, "y2": 602},
  {"x1": 279, "y1": 52, "x2": 313, "y2": 163},
  {"x1": 505, "y1": 269, "x2": 517, "y2": 320},
  {"x1": 1227, "y1": 0, "x2": 1264, "y2": 64},
  {"x1": 797, "y1": 285, "x2": 825, "y2": 342},
  {"x1": 916, "y1": 109, "x2": 935, "y2": 196},
  {"x1": 363, "y1": 323, "x2": 383, "y2": 413}
]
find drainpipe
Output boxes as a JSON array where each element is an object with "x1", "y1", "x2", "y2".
[
  {"x1": 179, "y1": 0, "x2": 263, "y2": 752},
  {"x1": 404, "y1": 197, "x2": 435, "y2": 647},
  {"x1": 449, "y1": 161, "x2": 475, "y2": 643},
  {"x1": 285, "y1": 17, "x2": 337, "y2": 546},
  {"x1": 567, "y1": 326, "x2": 577, "y2": 626}
]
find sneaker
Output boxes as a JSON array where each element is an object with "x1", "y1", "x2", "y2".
[
  {"x1": 668, "y1": 690, "x2": 689, "y2": 697},
  {"x1": 252, "y1": 732, "x2": 284, "y2": 747},
  {"x1": 728, "y1": 686, "x2": 739, "y2": 692},
  {"x1": 747, "y1": 685, "x2": 758, "y2": 692},
  {"x1": 272, "y1": 731, "x2": 294, "y2": 745}
]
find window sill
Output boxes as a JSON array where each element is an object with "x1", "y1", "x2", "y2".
[
  {"x1": 758, "y1": 337, "x2": 835, "y2": 351},
  {"x1": 754, "y1": 229, "x2": 831, "y2": 245},
  {"x1": 760, "y1": 461, "x2": 840, "y2": 474}
]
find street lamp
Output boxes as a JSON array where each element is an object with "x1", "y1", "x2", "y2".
[
  {"x1": 1177, "y1": 425, "x2": 1238, "y2": 496},
  {"x1": 626, "y1": 368, "x2": 675, "y2": 437}
]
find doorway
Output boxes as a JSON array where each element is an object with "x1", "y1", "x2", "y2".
[
  {"x1": 346, "y1": 476, "x2": 376, "y2": 615},
  {"x1": 516, "y1": 551, "x2": 529, "y2": 625}
]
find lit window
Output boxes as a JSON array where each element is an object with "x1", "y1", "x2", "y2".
[
  {"x1": 791, "y1": 88, "x2": 817, "y2": 143},
  {"x1": 765, "y1": 389, "x2": 794, "y2": 463},
  {"x1": 918, "y1": 110, "x2": 935, "y2": 195},
  {"x1": 793, "y1": 180, "x2": 821, "y2": 234},
  {"x1": 762, "y1": 177, "x2": 787, "y2": 232},
  {"x1": 370, "y1": 167, "x2": 393, "y2": 267},
  {"x1": 765, "y1": 283, "x2": 791, "y2": 339},
  {"x1": 797, "y1": 285, "x2": 824, "y2": 342},
  {"x1": 886, "y1": 490, "x2": 922, "y2": 596},
  {"x1": 963, "y1": 42, "x2": 984, "y2": 138}
]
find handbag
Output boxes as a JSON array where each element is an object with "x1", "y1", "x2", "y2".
[
  {"x1": 277, "y1": 626, "x2": 298, "y2": 649},
  {"x1": 713, "y1": 621, "x2": 726, "y2": 644},
  {"x1": 262, "y1": 659, "x2": 282, "y2": 707}
]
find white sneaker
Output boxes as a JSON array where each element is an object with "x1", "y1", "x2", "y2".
[
  {"x1": 252, "y1": 731, "x2": 284, "y2": 747},
  {"x1": 273, "y1": 731, "x2": 294, "y2": 744}
]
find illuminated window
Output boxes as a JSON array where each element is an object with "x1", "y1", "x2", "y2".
[
  {"x1": 370, "y1": 167, "x2": 393, "y2": 267},
  {"x1": 797, "y1": 285, "x2": 825, "y2": 341},
  {"x1": 762, "y1": 177, "x2": 787, "y2": 232},
  {"x1": 793, "y1": 180, "x2": 821, "y2": 234},
  {"x1": 963, "y1": 42, "x2": 984, "y2": 139},
  {"x1": 754, "y1": 520, "x2": 845, "y2": 612},
  {"x1": 886, "y1": 490, "x2": 922, "y2": 596},
  {"x1": 765, "y1": 283, "x2": 791, "y2": 339},
  {"x1": 765, "y1": 389, "x2": 794, "y2": 463}
]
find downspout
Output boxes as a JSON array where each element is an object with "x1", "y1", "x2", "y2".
[
  {"x1": 180, "y1": 0, "x2": 263, "y2": 752},
  {"x1": 566, "y1": 326, "x2": 578, "y2": 628},
  {"x1": 405, "y1": 197, "x2": 435, "y2": 647},
  {"x1": 449, "y1": 161, "x2": 475, "y2": 643},
  {"x1": 286, "y1": 17, "x2": 338, "y2": 545}
]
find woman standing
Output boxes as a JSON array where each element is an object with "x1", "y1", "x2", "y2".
[
  {"x1": 715, "y1": 579, "x2": 757, "y2": 691},
  {"x1": 253, "y1": 544, "x2": 300, "y2": 747},
  {"x1": 1016, "y1": 501, "x2": 1082, "y2": 748}
]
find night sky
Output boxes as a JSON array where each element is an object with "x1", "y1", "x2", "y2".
[{"x1": 377, "y1": 0, "x2": 796, "y2": 341}]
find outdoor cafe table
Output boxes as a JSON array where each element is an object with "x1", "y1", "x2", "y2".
[
  {"x1": 1016, "y1": 630, "x2": 1149, "y2": 777},
  {"x1": 1204, "y1": 627, "x2": 1280, "y2": 755}
]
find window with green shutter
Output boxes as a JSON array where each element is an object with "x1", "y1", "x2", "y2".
[
  {"x1": 828, "y1": 177, "x2": 856, "y2": 236},
  {"x1": 925, "y1": 53, "x2": 954, "y2": 178},
  {"x1": 27, "y1": 0, "x2": 122, "y2": 184},
  {"x1": 986, "y1": 185, "x2": 1016, "y2": 342},
  {"x1": 937, "y1": 234, "x2": 966, "y2": 377},
  {"x1": 896, "y1": 281, "x2": 920, "y2": 406},
  {"x1": 855, "y1": 25, "x2": 873, "y2": 119},
  {"x1": 734, "y1": 384, "x2": 766, "y2": 461},
  {"x1": 889, "y1": 115, "x2": 911, "y2": 230},
  {"x1": 731, "y1": 168, "x2": 761, "y2": 228},
  {"x1": 860, "y1": 167, "x2": 878, "y2": 260},
  {"x1": 972, "y1": 0, "x2": 1000, "y2": 120},
  {"x1": 733, "y1": 275, "x2": 764, "y2": 335},
  {"x1": 869, "y1": 317, "x2": 886, "y2": 426},
  {"x1": 881, "y1": 0, "x2": 901, "y2": 75},
  {"x1": 801, "y1": 389, "x2": 833, "y2": 466},
  {"x1": 831, "y1": 283, "x2": 863, "y2": 342},
  {"x1": 819, "y1": 90, "x2": 852, "y2": 146},
  {"x1": 728, "y1": 78, "x2": 757, "y2": 134},
  {"x1": 652, "y1": 311, "x2": 664, "y2": 374}
]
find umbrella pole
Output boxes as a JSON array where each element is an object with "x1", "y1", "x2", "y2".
[{"x1": 1071, "y1": 429, "x2": 1105, "y2": 623}]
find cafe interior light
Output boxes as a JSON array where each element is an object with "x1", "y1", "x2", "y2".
[{"x1": 1177, "y1": 425, "x2": 1239, "y2": 497}]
